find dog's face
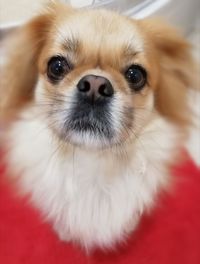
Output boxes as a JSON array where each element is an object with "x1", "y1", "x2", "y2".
[
  {"x1": 0, "y1": 3, "x2": 195, "y2": 148},
  {"x1": 37, "y1": 7, "x2": 157, "y2": 148}
]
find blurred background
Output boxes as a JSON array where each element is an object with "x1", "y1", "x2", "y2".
[
  {"x1": 0, "y1": 0, "x2": 199, "y2": 33},
  {"x1": 0, "y1": 0, "x2": 199, "y2": 164}
]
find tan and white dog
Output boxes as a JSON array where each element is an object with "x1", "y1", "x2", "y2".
[{"x1": 0, "y1": 2, "x2": 196, "y2": 250}]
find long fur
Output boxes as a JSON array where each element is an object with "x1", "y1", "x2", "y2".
[
  {"x1": 5, "y1": 108, "x2": 178, "y2": 250},
  {"x1": 0, "y1": 2, "x2": 196, "y2": 250}
]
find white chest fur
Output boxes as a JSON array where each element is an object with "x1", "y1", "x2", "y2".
[{"x1": 6, "y1": 112, "x2": 178, "y2": 250}]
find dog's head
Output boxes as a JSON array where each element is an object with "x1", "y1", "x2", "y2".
[{"x1": 0, "y1": 2, "x2": 196, "y2": 148}]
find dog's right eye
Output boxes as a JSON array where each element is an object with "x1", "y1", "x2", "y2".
[
  {"x1": 125, "y1": 65, "x2": 147, "y2": 92},
  {"x1": 47, "y1": 56, "x2": 70, "y2": 82}
]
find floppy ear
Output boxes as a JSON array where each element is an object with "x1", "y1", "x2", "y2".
[
  {"x1": 0, "y1": 13, "x2": 52, "y2": 120},
  {"x1": 0, "y1": 2, "x2": 73, "y2": 120},
  {"x1": 138, "y1": 19, "x2": 197, "y2": 126}
]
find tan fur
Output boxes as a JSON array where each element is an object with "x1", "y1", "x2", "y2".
[
  {"x1": 0, "y1": 3, "x2": 197, "y2": 250},
  {"x1": 137, "y1": 18, "x2": 197, "y2": 126},
  {"x1": 0, "y1": 13, "x2": 53, "y2": 120},
  {"x1": 0, "y1": 3, "x2": 196, "y2": 127}
]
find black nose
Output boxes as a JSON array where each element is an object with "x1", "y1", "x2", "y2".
[{"x1": 77, "y1": 75, "x2": 114, "y2": 100}]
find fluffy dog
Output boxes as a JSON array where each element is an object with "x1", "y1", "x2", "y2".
[{"x1": 0, "y1": 2, "x2": 196, "y2": 250}]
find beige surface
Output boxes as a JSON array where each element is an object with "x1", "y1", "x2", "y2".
[{"x1": 0, "y1": 0, "x2": 47, "y2": 25}]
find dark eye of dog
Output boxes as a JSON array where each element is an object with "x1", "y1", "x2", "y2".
[
  {"x1": 125, "y1": 65, "x2": 147, "y2": 91},
  {"x1": 47, "y1": 56, "x2": 70, "y2": 82}
]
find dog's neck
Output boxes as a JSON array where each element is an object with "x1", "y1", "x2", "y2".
[{"x1": 4, "y1": 108, "x2": 180, "y2": 249}]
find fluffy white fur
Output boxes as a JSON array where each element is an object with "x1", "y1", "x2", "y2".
[
  {"x1": 0, "y1": 2, "x2": 196, "y2": 252},
  {"x1": 6, "y1": 108, "x2": 178, "y2": 250}
]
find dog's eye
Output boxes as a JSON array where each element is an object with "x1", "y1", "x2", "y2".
[
  {"x1": 125, "y1": 65, "x2": 147, "y2": 91},
  {"x1": 47, "y1": 56, "x2": 70, "y2": 82}
]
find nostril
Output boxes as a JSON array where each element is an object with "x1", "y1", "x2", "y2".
[
  {"x1": 77, "y1": 80, "x2": 91, "y2": 92},
  {"x1": 83, "y1": 81, "x2": 90, "y2": 92},
  {"x1": 77, "y1": 75, "x2": 114, "y2": 98},
  {"x1": 99, "y1": 83, "x2": 114, "y2": 97}
]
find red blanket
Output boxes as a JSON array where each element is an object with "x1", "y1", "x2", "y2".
[{"x1": 0, "y1": 155, "x2": 200, "y2": 264}]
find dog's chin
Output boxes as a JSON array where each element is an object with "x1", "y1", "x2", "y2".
[
  {"x1": 55, "y1": 121, "x2": 121, "y2": 149},
  {"x1": 65, "y1": 131, "x2": 116, "y2": 149}
]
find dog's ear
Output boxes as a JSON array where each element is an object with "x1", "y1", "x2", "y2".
[
  {"x1": 138, "y1": 18, "x2": 197, "y2": 126},
  {"x1": 0, "y1": 14, "x2": 52, "y2": 120},
  {"x1": 0, "y1": 2, "x2": 72, "y2": 120}
]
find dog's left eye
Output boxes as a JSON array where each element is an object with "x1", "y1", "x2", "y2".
[
  {"x1": 47, "y1": 56, "x2": 70, "y2": 82},
  {"x1": 125, "y1": 65, "x2": 147, "y2": 91}
]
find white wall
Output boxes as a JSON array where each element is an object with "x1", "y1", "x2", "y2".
[{"x1": 0, "y1": 0, "x2": 46, "y2": 25}]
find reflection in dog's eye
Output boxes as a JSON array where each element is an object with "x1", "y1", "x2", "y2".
[
  {"x1": 125, "y1": 65, "x2": 147, "y2": 92},
  {"x1": 47, "y1": 56, "x2": 71, "y2": 82}
]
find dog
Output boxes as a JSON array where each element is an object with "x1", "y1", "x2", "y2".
[{"x1": 0, "y1": 2, "x2": 196, "y2": 250}]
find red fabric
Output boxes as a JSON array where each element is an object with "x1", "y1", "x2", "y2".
[{"x1": 0, "y1": 154, "x2": 200, "y2": 264}]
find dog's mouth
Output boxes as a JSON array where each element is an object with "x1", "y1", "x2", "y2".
[
  {"x1": 56, "y1": 94, "x2": 116, "y2": 147},
  {"x1": 49, "y1": 91, "x2": 134, "y2": 148},
  {"x1": 66, "y1": 114, "x2": 113, "y2": 138}
]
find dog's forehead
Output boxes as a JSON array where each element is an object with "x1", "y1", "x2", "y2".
[{"x1": 54, "y1": 10, "x2": 144, "y2": 53}]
